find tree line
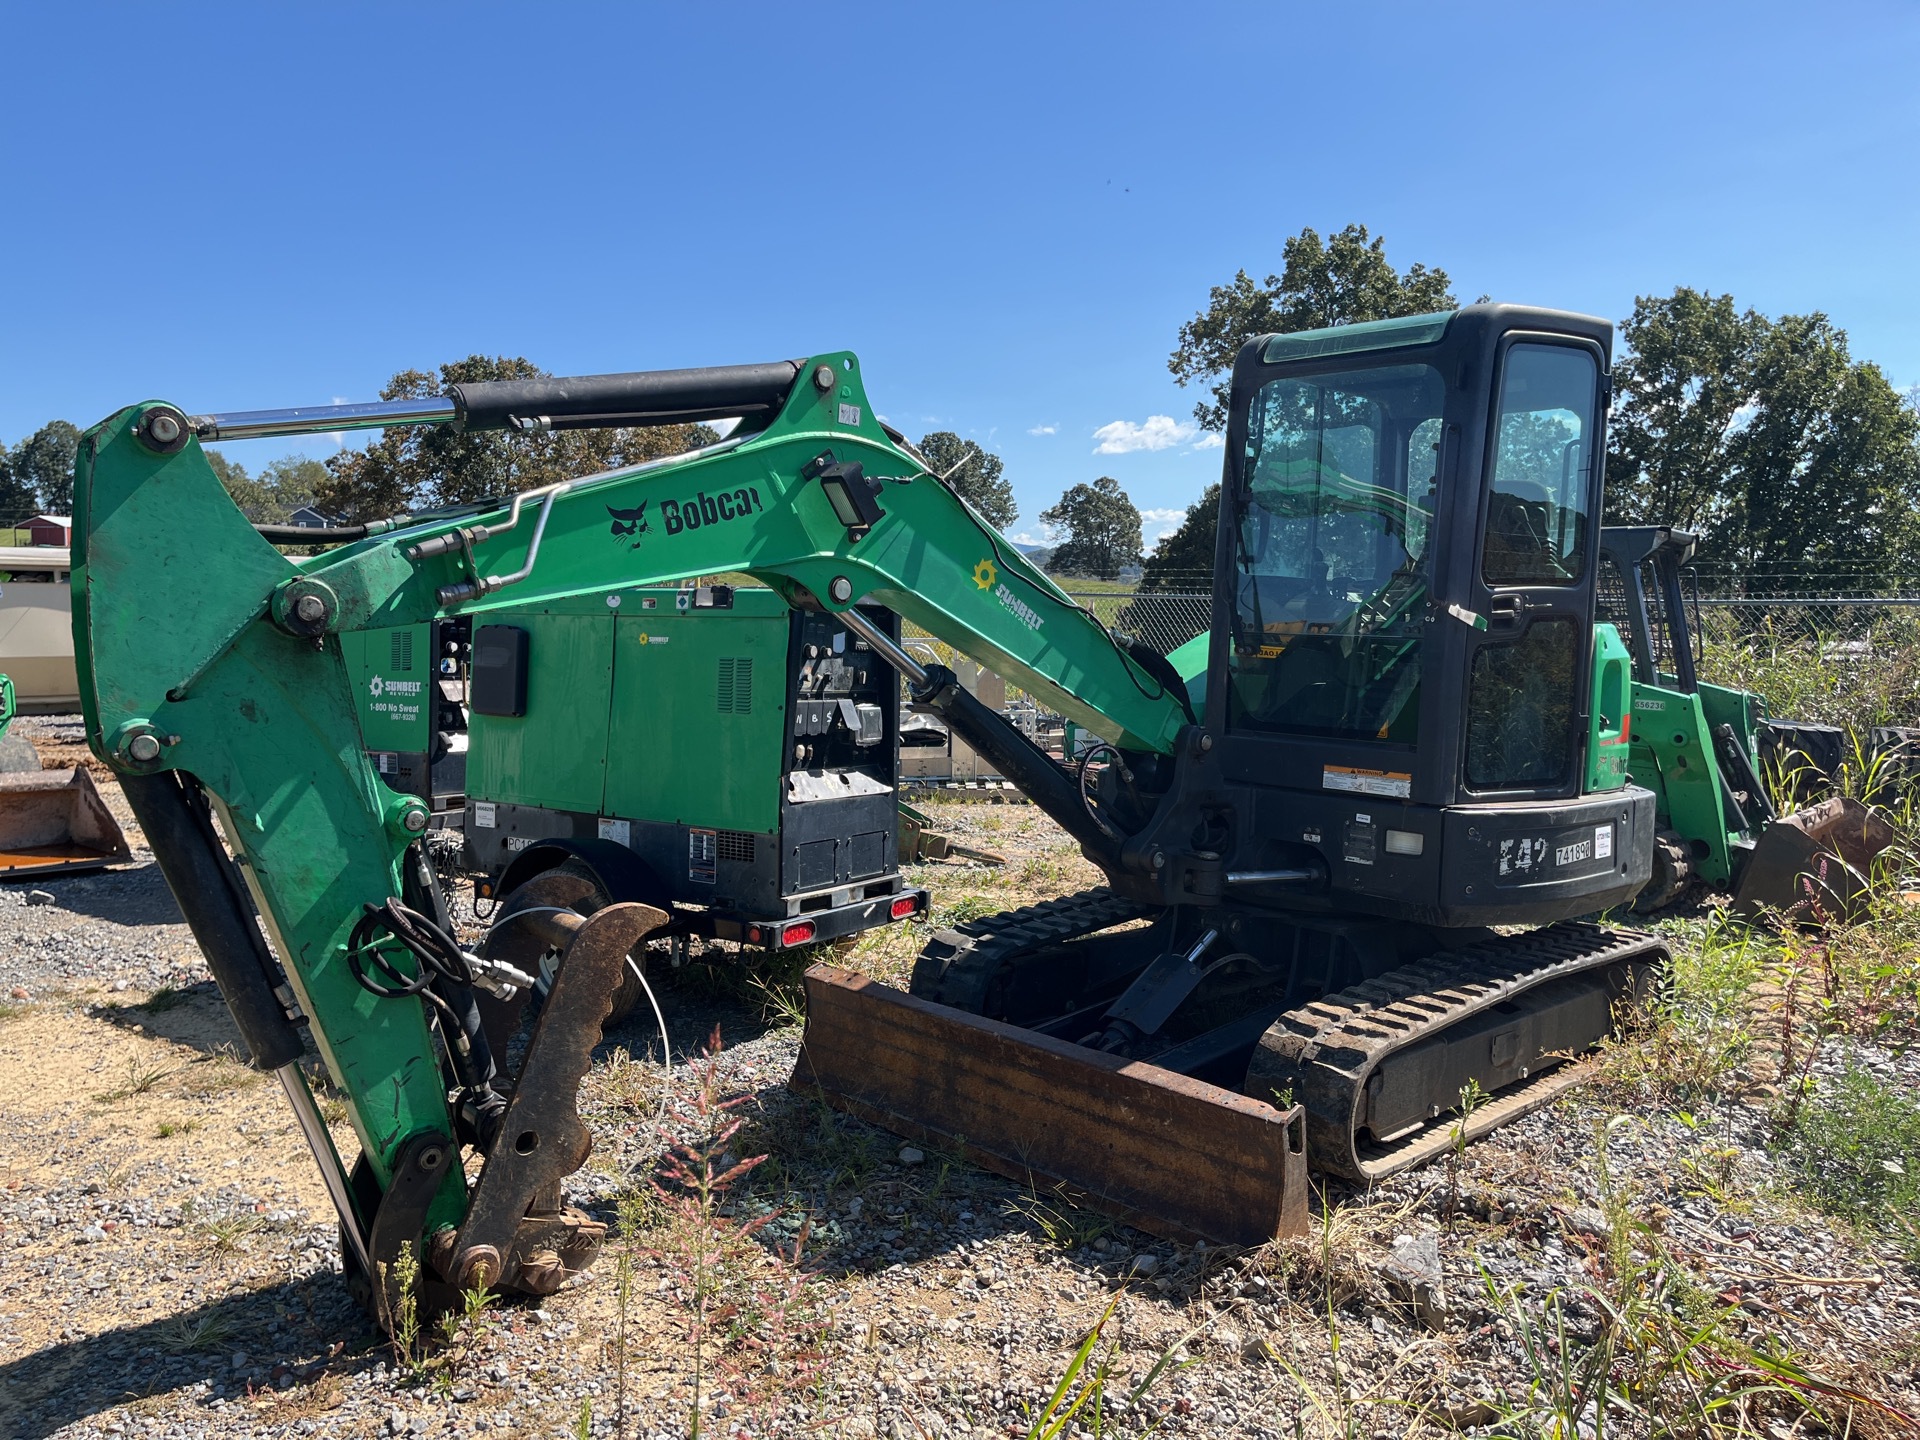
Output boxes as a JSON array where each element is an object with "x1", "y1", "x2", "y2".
[
  {"x1": 1139, "y1": 224, "x2": 1920, "y2": 594},
  {"x1": 11, "y1": 236, "x2": 1912, "y2": 592}
]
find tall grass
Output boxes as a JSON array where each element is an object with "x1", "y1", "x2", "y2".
[{"x1": 1700, "y1": 612, "x2": 1920, "y2": 734}]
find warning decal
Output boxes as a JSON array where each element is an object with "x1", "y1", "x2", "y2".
[{"x1": 1322, "y1": 765, "x2": 1412, "y2": 800}]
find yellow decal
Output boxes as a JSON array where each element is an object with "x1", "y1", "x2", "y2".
[{"x1": 972, "y1": 558, "x2": 998, "y2": 591}]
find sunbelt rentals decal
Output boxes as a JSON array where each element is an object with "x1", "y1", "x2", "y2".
[
  {"x1": 367, "y1": 673, "x2": 426, "y2": 723},
  {"x1": 973, "y1": 558, "x2": 1042, "y2": 632}
]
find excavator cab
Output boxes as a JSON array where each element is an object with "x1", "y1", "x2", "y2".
[{"x1": 1164, "y1": 306, "x2": 1652, "y2": 928}]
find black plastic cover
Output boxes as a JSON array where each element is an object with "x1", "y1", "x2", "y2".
[
  {"x1": 471, "y1": 625, "x2": 529, "y2": 717},
  {"x1": 449, "y1": 361, "x2": 802, "y2": 433}
]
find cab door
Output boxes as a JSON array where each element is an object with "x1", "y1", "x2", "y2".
[{"x1": 1460, "y1": 338, "x2": 1607, "y2": 803}]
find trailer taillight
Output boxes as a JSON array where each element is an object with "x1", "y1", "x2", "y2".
[
  {"x1": 890, "y1": 896, "x2": 919, "y2": 920},
  {"x1": 780, "y1": 921, "x2": 816, "y2": 947}
]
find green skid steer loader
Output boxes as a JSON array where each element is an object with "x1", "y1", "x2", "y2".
[{"x1": 1597, "y1": 526, "x2": 1892, "y2": 918}]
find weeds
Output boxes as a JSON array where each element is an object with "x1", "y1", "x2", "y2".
[
  {"x1": 1007, "y1": 1190, "x2": 1114, "y2": 1251},
  {"x1": 92, "y1": 1057, "x2": 178, "y2": 1103},
  {"x1": 1018, "y1": 1292, "x2": 1188, "y2": 1439},
  {"x1": 142, "y1": 985, "x2": 188, "y2": 1013},
  {"x1": 1776, "y1": 1065, "x2": 1920, "y2": 1261},
  {"x1": 934, "y1": 893, "x2": 1000, "y2": 927},
  {"x1": 642, "y1": 1025, "x2": 823, "y2": 1438},
  {"x1": 383, "y1": 1240, "x2": 424, "y2": 1378},
  {"x1": 197, "y1": 1211, "x2": 267, "y2": 1252},
  {"x1": 153, "y1": 1117, "x2": 200, "y2": 1139},
  {"x1": 1603, "y1": 915, "x2": 1766, "y2": 1101},
  {"x1": 1481, "y1": 1112, "x2": 1911, "y2": 1437},
  {"x1": 1446, "y1": 1077, "x2": 1489, "y2": 1229},
  {"x1": 155, "y1": 1312, "x2": 238, "y2": 1354}
]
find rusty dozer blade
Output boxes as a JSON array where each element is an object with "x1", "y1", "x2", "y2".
[
  {"x1": 0, "y1": 767, "x2": 133, "y2": 878},
  {"x1": 792, "y1": 965, "x2": 1309, "y2": 1247},
  {"x1": 1732, "y1": 795, "x2": 1897, "y2": 924}
]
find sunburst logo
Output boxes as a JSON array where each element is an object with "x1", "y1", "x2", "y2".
[{"x1": 972, "y1": 558, "x2": 997, "y2": 591}]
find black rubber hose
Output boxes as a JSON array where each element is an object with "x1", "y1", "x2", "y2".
[
  {"x1": 449, "y1": 360, "x2": 803, "y2": 433},
  {"x1": 118, "y1": 770, "x2": 305, "y2": 1071},
  {"x1": 913, "y1": 666, "x2": 1124, "y2": 872}
]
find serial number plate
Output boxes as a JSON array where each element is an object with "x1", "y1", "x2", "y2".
[{"x1": 1555, "y1": 838, "x2": 1592, "y2": 866}]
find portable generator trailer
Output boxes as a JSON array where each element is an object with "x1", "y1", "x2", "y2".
[
  {"x1": 347, "y1": 586, "x2": 931, "y2": 1024},
  {"x1": 75, "y1": 309, "x2": 1665, "y2": 1324}
]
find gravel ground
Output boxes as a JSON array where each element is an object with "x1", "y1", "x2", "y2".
[{"x1": 2, "y1": 716, "x2": 1917, "y2": 1439}]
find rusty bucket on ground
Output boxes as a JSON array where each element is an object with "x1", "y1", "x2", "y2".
[
  {"x1": 0, "y1": 767, "x2": 133, "y2": 879},
  {"x1": 1732, "y1": 795, "x2": 1897, "y2": 924}
]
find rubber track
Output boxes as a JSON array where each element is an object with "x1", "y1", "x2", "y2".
[
  {"x1": 908, "y1": 887, "x2": 1148, "y2": 1014},
  {"x1": 1251, "y1": 920, "x2": 1669, "y2": 1182}
]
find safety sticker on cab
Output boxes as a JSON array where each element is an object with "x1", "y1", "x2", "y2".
[{"x1": 1322, "y1": 765, "x2": 1412, "y2": 800}]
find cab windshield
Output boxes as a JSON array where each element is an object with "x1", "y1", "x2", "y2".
[{"x1": 1228, "y1": 362, "x2": 1444, "y2": 743}]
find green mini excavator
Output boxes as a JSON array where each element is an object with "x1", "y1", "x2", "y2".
[{"x1": 73, "y1": 306, "x2": 1664, "y2": 1320}]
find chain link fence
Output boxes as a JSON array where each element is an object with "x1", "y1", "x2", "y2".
[
  {"x1": 906, "y1": 590, "x2": 1920, "y2": 663},
  {"x1": 902, "y1": 587, "x2": 1920, "y2": 731}
]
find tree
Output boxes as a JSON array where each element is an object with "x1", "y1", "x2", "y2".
[
  {"x1": 1606, "y1": 289, "x2": 1920, "y2": 585},
  {"x1": 1041, "y1": 476, "x2": 1142, "y2": 579},
  {"x1": 317, "y1": 356, "x2": 716, "y2": 522},
  {"x1": 1139, "y1": 484, "x2": 1219, "y2": 590},
  {"x1": 207, "y1": 452, "x2": 329, "y2": 524},
  {"x1": 1604, "y1": 288, "x2": 1764, "y2": 533},
  {"x1": 1168, "y1": 224, "x2": 1459, "y2": 431},
  {"x1": 0, "y1": 446, "x2": 36, "y2": 525},
  {"x1": 915, "y1": 431, "x2": 1016, "y2": 530},
  {"x1": 1723, "y1": 314, "x2": 1920, "y2": 580},
  {"x1": 9, "y1": 421, "x2": 81, "y2": 514}
]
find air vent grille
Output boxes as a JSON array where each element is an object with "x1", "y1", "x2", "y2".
[
  {"x1": 716, "y1": 830, "x2": 755, "y2": 862},
  {"x1": 390, "y1": 629, "x2": 414, "y2": 671},
  {"x1": 716, "y1": 657, "x2": 754, "y2": 713}
]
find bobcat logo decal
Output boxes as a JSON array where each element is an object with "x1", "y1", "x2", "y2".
[{"x1": 607, "y1": 501, "x2": 651, "y2": 547}]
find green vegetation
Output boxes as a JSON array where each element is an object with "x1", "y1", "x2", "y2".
[
  {"x1": 1040, "y1": 476, "x2": 1142, "y2": 580},
  {"x1": 1781, "y1": 1068, "x2": 1920, "y2": 1260},
  {"x1": 1702, "y1": 613, "x2": 1920, "y2": 738}
]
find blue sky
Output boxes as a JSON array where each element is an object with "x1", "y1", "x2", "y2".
[{"x1": 3, "y1": 2, "x2": 1916, "y2": 547}]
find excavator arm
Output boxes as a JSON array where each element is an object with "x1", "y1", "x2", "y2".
[{"x1": 73, "y1": 354, "x2": 1195, "y2": 1298}]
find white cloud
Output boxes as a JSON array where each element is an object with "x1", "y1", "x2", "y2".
[
  {"x1": 1091, "y1": 414, "x2": 1197, "y2": 454},
  {"x1": 1028, "y1": 423, "x2": 1058, "y2": 436},
  {"x1": 1138, "y1": 506, "x2": 1187, "y2": 545},
  {"x1": 1191, "y1": 431, "x2": 1225, "y2": 450},
  {"x1": 1008, "y1": 531, "x2": 1046, "y2": 547}
]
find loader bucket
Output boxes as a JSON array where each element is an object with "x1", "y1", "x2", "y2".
[
  {"x1": 0, "y1": 768, "x2": 134, "y2": 878},
  {"x1": 792, "y1": 965, "x2": 1310, "y2": 1247},
  {"x1": 1732, "y1": 795, "x2": 1896, "y2": 924}
]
